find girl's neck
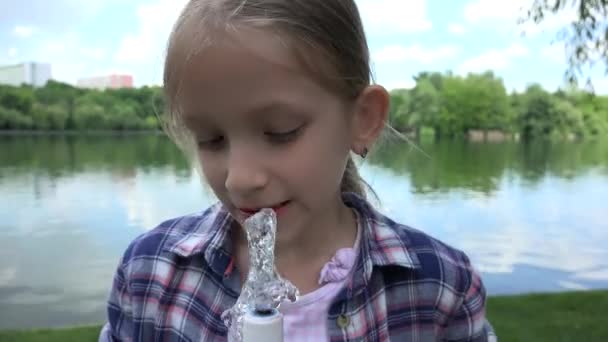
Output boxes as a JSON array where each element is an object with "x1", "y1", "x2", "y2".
[{"x1": 280, "y1": 200, "x2": 356, "y2": 265}]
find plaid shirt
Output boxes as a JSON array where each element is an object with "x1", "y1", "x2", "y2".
[{"x1": 100, "y1": 193, "x2": 496, "y2": 341}]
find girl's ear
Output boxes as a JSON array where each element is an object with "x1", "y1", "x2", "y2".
[{"x1": 351, "y1": 85, "x2": 389, "y2": 154}]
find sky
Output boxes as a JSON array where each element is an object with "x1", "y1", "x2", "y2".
[{"x1": 1, "y1": 0, "x2": 607, "y2": 93}]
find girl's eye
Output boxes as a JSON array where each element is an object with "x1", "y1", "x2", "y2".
[
  {"x1": 197, "y1": 136, "x2": 225, "y2": 150},
  {"x1": 265, "y1": 127, "x2": 301, "y2": 143}
]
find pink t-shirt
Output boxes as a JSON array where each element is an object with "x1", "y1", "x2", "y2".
[{"x1": 279, "y1": 222, "x2": 361, "y2": 341}]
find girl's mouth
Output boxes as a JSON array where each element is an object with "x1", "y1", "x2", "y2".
[{"x1": 239, "y1": 200, "x2": 290, "y2": 216}]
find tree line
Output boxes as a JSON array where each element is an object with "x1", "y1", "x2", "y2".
[
  {"x1": 389, "y1": 71, "x2": 608, "y2": 140},
  {"x1": 1, "y1": 73, "x2": 607, "y2": 139},
  {"x1": 0, "y1": 81, "x2": 163, "y2": 131}
]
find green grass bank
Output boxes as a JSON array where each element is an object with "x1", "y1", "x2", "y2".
[{"x1": 0, "y1": 290, "x2": 606, "y2": 342}]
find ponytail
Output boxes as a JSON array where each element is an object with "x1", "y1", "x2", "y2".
[{"x1": 340, "y1": 155, "x2": 366, "y2": 198}]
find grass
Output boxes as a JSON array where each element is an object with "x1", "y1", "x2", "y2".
[
  {"x1": 0, "y1": 290, "x2": 606, "y2": 342},
  {"x1": 0, "y1": 325, "x2": 101, "y2": 342},
  {"x1": 486, "y1": 290, "x2": 608, "y2": 341}
]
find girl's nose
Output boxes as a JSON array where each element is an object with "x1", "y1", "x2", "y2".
[{"x1": 224, "y1": 148, "x2": 268, "y2": 195}]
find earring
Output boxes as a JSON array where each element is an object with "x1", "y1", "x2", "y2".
[{"x1": 360, "y1": 147, "x2": 368, "y2": 159}]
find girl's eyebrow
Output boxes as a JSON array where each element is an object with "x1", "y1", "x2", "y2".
[
  {"x1": 181, "y1": 99, "x2": 308, "y2": 126},
  {"x1": 246, "y1": 100, "x2": 307, "y2": 119}
]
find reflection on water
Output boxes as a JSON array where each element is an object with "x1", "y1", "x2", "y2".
[{"x1": 0, "y1": 134, "x2": 607, "y2": 329}]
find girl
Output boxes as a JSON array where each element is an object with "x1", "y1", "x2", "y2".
[{"x1": 100, "y1": 1, "x2": 496, "y2": 341}]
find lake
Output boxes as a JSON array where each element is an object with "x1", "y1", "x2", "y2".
[{"x1": 1, "y1": 134, "x2": 607, "y2": 329}]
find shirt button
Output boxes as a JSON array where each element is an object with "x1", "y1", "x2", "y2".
[{"x1": 337, "y1": 314, "x2": 350, "y2": 329}]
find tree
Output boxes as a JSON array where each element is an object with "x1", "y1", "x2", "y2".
[
  {"x1": 518, "y1": 84, "x2": 556, "y2": 139},
  {"x1": 388, "y1": 89, "x2": 412, "y2": 132},
  {"x1": 31, "y1": 103, "x2": 69, "y2": 130},
  {"x1": 409, "y1": 78, "x2": 440, "y2": 136},
  {"x1": 435, "y1": 72, "x2": 511, "y2": 137},
  {"x1": 73, "y1": 99, "x2": 106, "y2": 130},
  {"x1": 0, "y1": 105, "x2": 33, "y2": 129},
  {"x1": 0, "y1": 85, "x2": 33, "y2": 115},
  {"x1": 523, "y1": 0, "x2": 608, "y2": 86}
]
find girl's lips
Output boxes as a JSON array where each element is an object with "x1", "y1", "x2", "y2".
[{"x1": 239, "y1": 200, "x2": 290, "y2": 216}]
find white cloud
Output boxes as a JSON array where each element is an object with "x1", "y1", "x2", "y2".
[
  {"x1": 383, "y1": 78, "x2": 416, "y2": 90},
  {"x1": 506, "y1": 43, "x2": 529, "y2": 57},
  {"x1": 112, "y1": 0, "x2": 189, "y2": 85},
  {"x1": 357, "y1": 0, "x2": 432, "y2": 34},
  {"x1": 448, "y1": 23, "x2": 467, "y2": 35},
  {"x1": 373, "y1": 44, "x2": 460, "y2": 64},
  {"x1": 31, "y1": 34, "x2": 99, "y2": 84},
  {"x1": 8, "y1": 48, "x2": 18, "y2": 58},
  {"x1": 541, "y1": 43, "x2": 565, "y2": 64},
  {"x1": 114, "y1": 0, "x2": 187, "y2": 64},
  {"x1": 13, "y1": 25, "x2": 35, "y2": 38},
  {"x1": 519, "y1": 10, "x2": 576, "y2": 36},
  {"x1": 79, "y1": 48, "x2": 107, "y2": 61},
  {"x1": 464, "y1": 0, "x2": 576, "y2": 36},
  {"x1": 573, "y1": 268, "x2": 608, "y2": 281},
  {"x1": 590, "y1": 78, "x2": 608, "y2": 94},
  {"x1": 464, "y1": 0, "x2": 529, "y2": 23},
  {"x1": 1, "y1": 0, "x2": 122, "y2": 35},
  {"x1": 458, "y1": 43, "x2": 529, "y2": 74}
]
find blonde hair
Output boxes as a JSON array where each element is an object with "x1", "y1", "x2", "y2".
[{"x1": 161, "y1": 0, "x2": 375, "y2": 198}]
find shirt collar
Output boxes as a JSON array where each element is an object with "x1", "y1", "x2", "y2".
[
  {"x1": 342, "y1": 193, "x2": 421, "y2": 295},
  {"x1": 166, "y1": 203, "x2": 235, "y2": 277}
]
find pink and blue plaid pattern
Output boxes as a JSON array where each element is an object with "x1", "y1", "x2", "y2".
[{"x1": 99, "y1": 193, "x2": 495, "y2": 341}]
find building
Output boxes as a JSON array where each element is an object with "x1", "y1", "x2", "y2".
[
  {"x1": 77, "y1": 74, "x2": 134, "y2": 90},
  {"x1": 0, "y1": 62, "x2": 52, "y2": 87}
]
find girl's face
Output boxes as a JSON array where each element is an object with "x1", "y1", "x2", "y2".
[{"x1": 180, "y1": 29, "x2": 358, "y2": 243}]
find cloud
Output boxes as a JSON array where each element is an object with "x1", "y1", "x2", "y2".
[
  {"x1": 464, "y1": 0, "x2": 529, "y2": 24},
  {"x1": 8, "y1": 48, "x2": 17, "y2": 58},
  {"x1": 448, "y1": 23, "x2": 467, "y2": 35},
  {"x1": 457, "y1": 43, "x2": 529, "y2": 74},
  {"x1": 383, "y1": 79, "x2": 416, "y2": 91},
  {"x1": 114, "y1": 0, "x2": 188, "y2": 63},
  {"x1": 0, "y1": 0, "x2": 121, "y2": 34},
  {"x1": 519, "y1": 10, "x2": 576, "y2": 36},
  {"x1": 31, "y1": 33, "x2": 87, "y2": 83},
  {"x1": 541, "y1": 43, "x2": 565, "y2": 64},
  {"x1": 80, "y1": 48, "x2": 107, "y2": 61},
  {"x1": 13, "y1": 26, "x2": 35, "y2": 38},
  {"x1": 357, "y1": 0, "x2": 432, "y2": 34},
  {"x1": 29, "y1": 34, "x2": 96, "y2": 84},
  {"x1": 373, "y1": 44, "x2": 460, "y2": 64},
  {"x1": 113, "y1": 0, "x2": 188, "y2": 85},
  {"x1": 463, "y1": 0, "x2": 576, "y2": 35}
]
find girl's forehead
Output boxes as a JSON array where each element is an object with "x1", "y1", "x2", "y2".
[
  {"x1": 178, "y1": 27, "x2": 340, "y2": 92},
  {"x1": 177, "y1": 30, "x2": 341, "y2": 116},
  {"x1": 189, "y1": 28, "x2": 304, "y2": 76}
]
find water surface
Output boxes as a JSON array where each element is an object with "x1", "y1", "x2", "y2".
[{"x1": 1, "y1": 134, "x2": 606, "y2": 329}]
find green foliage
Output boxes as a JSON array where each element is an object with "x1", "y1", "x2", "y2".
[
  {"x1": 388, "y1": 88, "x2": 411, "y2": 132},
  {"x1": 0, "y1": 106, "x2": 33, "y2": 129},
  {"x1": 0, "y1": 82, "x2": 164, "y2": 131},
  {"x1": 410, "y1": 78, "x2": 440, "y2": 133},
  {"x1": 0, "y1": 85, "x2": 34, "y2": 115},
  {"x1": 1, "y1": 74, "x2": 606, "y2": 140},
  {"x1": 387, "y1": 71, "x2": 608, "y2": 140}
]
